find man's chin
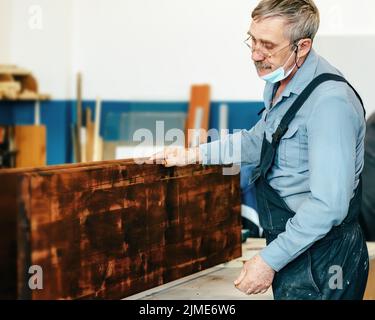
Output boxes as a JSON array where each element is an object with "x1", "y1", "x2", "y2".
[{"x1": 256, "y1": 69, "x2": 270, "y2": 77}]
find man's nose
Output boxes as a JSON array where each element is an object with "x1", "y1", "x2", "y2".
[{"x1": 251, "y1": 50, "x2": 265, "y2": 62}]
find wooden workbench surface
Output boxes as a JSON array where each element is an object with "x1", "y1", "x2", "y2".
[{"x1": 126, "y1": 239, "x2": 375, "y2": 300}]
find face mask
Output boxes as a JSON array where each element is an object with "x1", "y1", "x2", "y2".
[{"x1": 260, "y1": 49, "x2": 297, "y2": 84}]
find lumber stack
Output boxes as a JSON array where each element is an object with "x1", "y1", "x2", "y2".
[
  {"x1": 0, "y1": 65, "x2": 50, "y2": 101},
  {"x1": 0, "y1": 160, "x2": 242, "y2": 300}
]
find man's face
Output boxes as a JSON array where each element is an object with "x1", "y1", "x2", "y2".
[{"x1": 248, "y1": 17, "x2": 295, "y2": 77}]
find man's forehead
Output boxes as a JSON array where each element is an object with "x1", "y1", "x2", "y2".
[{"x1": 248, "y1": 17, "x2": 288, "y2": 43}]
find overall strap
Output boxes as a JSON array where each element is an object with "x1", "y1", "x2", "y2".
[{"x1": 272, "y1": 73, "x2": 366, "y2": 147}]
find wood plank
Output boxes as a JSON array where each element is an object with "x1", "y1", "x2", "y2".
[
  {"x1": 93, "y1": 98, "x2": 103, "y2": 161},
  {"x1": 132, "y1": 239, "x2": 375, "y2": 301},
  {"x1": 75, "y1": 73, "x2": 82, "y2": 163},
  {"x1": 185, "y1": 85, "x2": 211, "y2": 148},
  {"x1": 364, "y1": 242, "x2": 375, "y2": 300},
  {"x1": 0, "y1": 176, "x2": 18, "y2": 299},
  {"x1": 126, "y1": 239, "x2": 272, "y2": 300},
  {"x1": 0, "y1": 65, "x2": 31, "y2": 76},
  {"x1": 0, "y1": 160, "x2": 241, "y2": 300},
  {"x1": 86, "y1": 108, "x2": 94, "y2": 162},
  {"x1": 14, "y1": 125, "x2": 46, "y2": 168}
]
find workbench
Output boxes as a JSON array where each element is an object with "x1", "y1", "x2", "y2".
[{"x1": 126, "y1": 239, "x2": 375, "y2": 300}]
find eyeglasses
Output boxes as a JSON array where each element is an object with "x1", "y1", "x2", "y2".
[{"x1": 244, "y1": 35, "x2": 296, "y2": 59}]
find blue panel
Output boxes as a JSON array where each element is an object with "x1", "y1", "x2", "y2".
[
  {"x1": 12, "y1": 102, "x2": 35, "y2": 124},
  {"x1": 210, "y1": 101, "x2": 264, "y2": 133},
  {"x1": 208, "y1": 101, "x2": 264, "y2": 143},
  {"x1": 41, "y1": 101, "x2": 74, "y2": 165},
  {"x1": 0, "y1": 101, "x2": 15, "y2": 125},
  {"x1": 0, "y1": 99, "x2": 263, "y2": 166},
  {"x1": 0, "y1": 101, "x2": 36, "y2": 124},
  {"x1": 0, "y1": 100, "x2": 75, "y2": 165}
]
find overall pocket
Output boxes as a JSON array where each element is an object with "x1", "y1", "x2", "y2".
[
  {"x1": 306, "y1": 251, "x2": 323, "y2": 297},
  {"x1": 276, "y1": 124, "x2": 301, "y2": 169},
  {"x1": 273, "y1": 251, "x2": 323, "y2": 300}
]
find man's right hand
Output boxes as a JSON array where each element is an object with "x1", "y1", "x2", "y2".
[{"x1": 147, "y1": 146, "x2": 202, "y2": 167}]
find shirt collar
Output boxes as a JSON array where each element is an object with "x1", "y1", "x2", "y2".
[{"x1": 263, "y1": 48, "x2": 320, "y2": 110}]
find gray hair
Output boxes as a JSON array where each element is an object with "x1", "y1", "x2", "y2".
[{"x1": 252, "y1": 0, "x2": 320, "y2": 43}]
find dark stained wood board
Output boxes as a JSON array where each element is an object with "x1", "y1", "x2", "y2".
[{"x1": 0, "y1": 159, "x2": 241, "y2": 300}]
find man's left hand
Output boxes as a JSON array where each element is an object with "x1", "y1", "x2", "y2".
[{"x1": 234, "y1": 254, "x2": 275, "y2": 295}]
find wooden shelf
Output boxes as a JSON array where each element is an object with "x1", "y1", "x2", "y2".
[
  {"x1": 0, "y1": 65, "x2": 30, "y2": 76},
  {"x1": 0, "y1": 65, "x2": 51, "y2": 102},
  {"x1": 0, "y1": 95, "x2": 51, "y2": 102}
]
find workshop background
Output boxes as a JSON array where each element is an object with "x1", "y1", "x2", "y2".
[
  {"x1": 0, "y1": 0, "x2": 374, "y2": 301},
  {"x1": 1, "y1": 0, "x2": 374, "y2": 165}
]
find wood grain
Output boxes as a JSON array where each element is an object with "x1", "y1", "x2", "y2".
[
  {"x1": 364, "y1": 258, "x2": 375, "y2": 300},
  {"x1": 14, "y1": 125, "x2": 46, "y2": 168},
  {"x1": 185, "y1": 85, "x2": 211, "y2": 148},
  {"x1": 0, "y1": 160, "x2": 241, "y2": 300}
]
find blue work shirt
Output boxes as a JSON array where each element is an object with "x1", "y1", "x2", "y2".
[{"x1": 199, "y1": 49, "x2": 366, "y2": 272}]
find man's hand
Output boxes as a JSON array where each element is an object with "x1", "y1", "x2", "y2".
[
  {"x1": 147, "y1": 146, "x2": 202, "y2": 167},
  {"x1": 234, "y1": 254, "x2": 275, "y2": 295}
]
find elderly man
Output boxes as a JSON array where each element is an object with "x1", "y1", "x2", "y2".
[{"x1": 150, "y1": 0, "x2": 369, "y2": 300}]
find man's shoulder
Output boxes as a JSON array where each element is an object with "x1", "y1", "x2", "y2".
[
  {"x1": 312, "y1": 54, "x2": 347, "y2": 93},
  {"x1": 308, "y1": 54, "x2": 361, "y2": 106},
  {"x1": 307, "y1": 53, "x2": 365, "y2": 123}
]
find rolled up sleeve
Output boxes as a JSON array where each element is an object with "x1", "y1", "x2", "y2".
[{"x1": 260, "y1": 91, "x2": 360, "y2": 271}]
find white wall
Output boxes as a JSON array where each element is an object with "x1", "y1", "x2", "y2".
[
  {"x1": 70, "y1": 0, "x2": 375, "y2": 105},
  {"x1": 316, "y1": 0, "x2": 375, "y2": 35},
  {"x1": 1, "y1": 0, "x2": 375, "y2": 114},
  {"x1": 1, "y1": 0, "x2": 74, "y2": 98},
  {"x1": 314, "y1": 36, "x2": 375, "y2": 118},
  {"x1": 71, "y1": 0, "x2": 259, "y2": 101},
  {"x1": 0, "y1": 0, "x2": 13, "y2": 63}
]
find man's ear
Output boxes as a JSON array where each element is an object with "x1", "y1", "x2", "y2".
[{"x1": 297, "y1": 38, "x2": 312, "y2": 59}]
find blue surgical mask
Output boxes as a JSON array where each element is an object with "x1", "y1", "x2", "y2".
[{"x1": 261, "y1": 50, "x2": 297, "y2": 84}]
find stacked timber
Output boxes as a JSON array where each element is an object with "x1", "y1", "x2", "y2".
[
  {"x1": 0, "y1": 160, "x2": 241, "y2": 300},
  {"x1": 0, "y1": 65, "x2": 50, "y2": 101}
]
